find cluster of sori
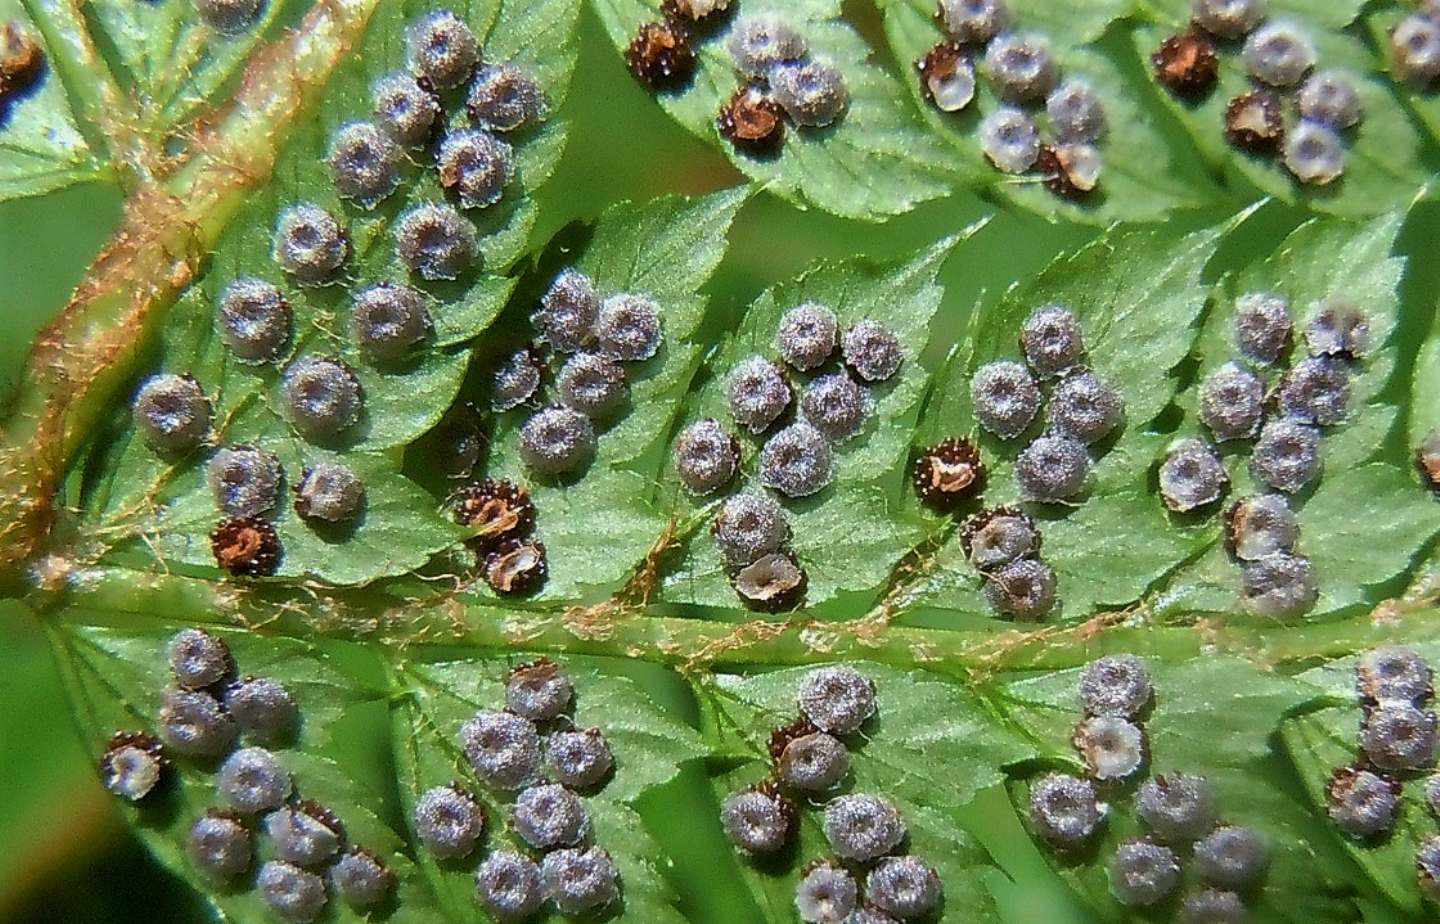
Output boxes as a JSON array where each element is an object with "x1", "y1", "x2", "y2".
[
  {"x1": 719, "y1": 667, "x2": 943, "y2": 922},
  {"x1": 675, "y1": 303, "x2": 901, "y2": 608},
  {"x1": 0, "y1": 20, "x2": 44, "y2": 117},
  {"x1": 449, "y1": 478, "x2": 548, "y2": 596},
  {"x1": 1162, "y1": 291, "x2": 1366, "y2": 617},
  {"x1": 515, "y1": 267, "x2": 663, "y2": 476},
  {"x1": 919, "y1": 0, "x2": 1108, "y2": 199},
  {"x1": 1390, "y1": 2, "x2": 1440, "y2": 89},
  {"x1": 1031, "y1": 656, "x2": 1270, "y2": 921},
  {"x1": 99, "y1": 630, "x2": 390, "y2": 922},
  {"x1": 414, "y1": 660, "x2": 621, "y2": 918},
  {"x1": 191, "y1": 0, "x2": 265, "y2": 33},
  {"x1": 1327, "y1": 647, "x2": 1440, "y2": 899},
  {"x1": 1152, "y1": 0, "x2": 1362, "y2": 186}
]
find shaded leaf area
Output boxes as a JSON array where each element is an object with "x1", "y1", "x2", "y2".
[
  {"x1": 589, "y1": 0, "x2": 955, "y2": 222},
  {"x1": 0, "y1": 0, "x2": 109, "y2": 200},
  {"x1": 1282, "y1": 640, "x2": 1440, "y2": 920},
  {"x1": 879, "y1": 0, "x2": 1219, "y2": 225},
  {"x1": 392, "y1": 652, "x2": 706, "y2": 922},
  {"x1": 473, "y1": 189, "x2": 747, "y2": 602},
  {"x1": 44, "y1": 619, "x2": 451, "y2": 923},
  {"x1": 905, "y1": 222, "x2": 1224, "y2": 622},
  {"x1": 998, "y1": 655, "x2": 1371, "y2": 924},
  {"x1": 698, "y1": 663, "x2": 1031, "y2": 922},
  {"x1": 656, "y1": 229, "x2": 972, "y2": 613},
  {"x1": 71, "y1": 0, "x2": 582, "y2": 586},
  {"x1": 1154, "y1": 213, "x2": 1440, "y2": 622},
  {"x1": 1131, "y1": 1, "x2": 1428, "y2": 218}
]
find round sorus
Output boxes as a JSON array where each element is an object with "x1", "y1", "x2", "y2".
[
  {"x1": 1357, "y1": 646, "x2": 1433, "y2": 706},
  {"x1": 1360, "y1": 704, "x2": 1438, "y2": 772},
  {"x1": 187, "y1": 811, "x2": 252, "y2": 882},
  {"x1": 351, "y1": 283, "x2": 432, "y2": 364},
  {"x1": 1224, "y1": 90, "x2": 1284, "y2": 153},
  {"x1": 727, "y1": 16, "x2": 807, "y2": 79},
  {"x1": 540, "y1": 847, "x2": 620, "y2": 914},
  {"x1": 467, "y1": 64, "x2": 545, "y2": 132},
  {"x1": 461, "y1": 709, "x2": 542, "y2": 788},
  {"x1": 596, "y1": 293, "x2": 663, "y2": 362},
  {"x1": 1327, "y1": 766, "x2": 1401, "y2": 838},
  {"x1": 194, "y1": 0, "x2": 262, "y2": 33},
  {"x1": 776, "y1": 303, "x2": 839, "y2": 372},
  {"x1": 223, "y1": 676, "x2": 298, "y2": 744},
  {"x1": 841, "y1": 320, "x2": 903, "y2": 383},
  {"x1": 475, "y1": 851, "x2": 545, "y2": 920},
  {"x1": 1039, "y1": 143, "x2": 1103, "y2": 198},
  {"x1": 1392, "y1": 14, "x2": 1440, "y2": 86},
  {"x1": 1198, "y1": 362, "x2": 1264, "y2": 442},
  {"x1": 717, "y1": 83, "x2": 785, "y2": 154},
  {"x1": 760, "y1": 422, "x2": 834, "y2": 498},
  {"x1": 1047, "y1": 80, "x2": 1106, "y2": 144},
  {"x1": 712, "y1": 492, "x2": 789, "y2": 566},
  {"x1": 1152, "y1": 31, "x2": 1218, "y2": 98},
  {"x1": 914, "y1": 438, "x2": 985, "y2": 511},
  {"x1": 208, "y1": 445, "x2": 282, "y2": 518},
  {"x1": 328, "y1": 121, "x2": 402, "y2": 209},
  {"x1": 371, "y1": 71, "x2": 439, "y2": 146},
  {"x1": 770, "y1": 60, "x2": 849, "y2": 128},
  {"x1": 159, "y1": 686, "x2": 237, "y2": 756},
  {"x1": 282, "y1": 357, "x2": 363, "y2": 441},
  {"x1": 1419, "y1": 835, "x2": 1440, "y2": 903},
  {"x1": 133, "y1": 374, "x2": 212, "y2": 453},
  {"x1": 1079, "y1": 654, "x2": 1151, "y2": 718},
  {"x1": 1284, "y1": 120, "x2": 1345, "y2": 186},
  {"x1": 798, "y1": 666, "x2": 877, "y2": 735},
  {"x1": 1159, "y1": 438, "x2": 1228, "y2": 512},
  {"x1": 1250, "y1": 419, "x2": 1321, "y2": 494},
  {"x1": 483, "y1": 538, "x2": 548, "y2": 595},
  {"x1": 1110, "y1": 840, "x2": 1181, "y2": 907},
  {"x1": 627, "y1": 19, "x2": 695, "y2": 88},
  {"x1": 218, "y1": 279, "x2": 292, "y2": 363},
  {"x1": 557, "y1": 351, "x2": 629, "y2": 417},
  {"x1": 777, "y1": 731, "x2": 850, "y2": 792},
  {"x1": 265, "y1": 801, "x2": 343, "y2": 867},
  {"x1": 100, "y1": 732, "x2": 166, "y2": 801},
  {"x1": 1179, "y1": 889, "x2": 1247, "y2": 924},
  {"x1": 394, "y1": 202, "x2": 477, "y2": 282},
  {"x1": 1190, "y1": 0, "x2": 1264, "y2": 39},
  {"x1": 1428, "y1": 774, "x2": 1440, "y2": 816},
  {"x1": 211, "y1": 517, "x2": 282, "y2": 577},
  {"x1": 732, "y1": 551, "x2": 807, "y2": 612},
  {"x1": 824, "y1": 793, "x2": 906, "y2": 862},
  {"x1": 272, "y1": 203, "x2": 347, "y2": 286},
  {"x1": 1305, "y1": 299, "x2": 1371, "y2": 359},
  {"x1": 867, "y1": 855, "x2": 942, "y2": 920},
  {"x1": 1225, "y1": 494, "x2": 1298, "y2": 561},
  {"x1": 674, "y1": 418, "x2": 741, "y2": 495},
  {"x1": 1194, "y1": 825, "x2": 1269, "y2": 889},
  {"x1": 721, "y1": 784, "x2": 794, "y2": 854},
  {"x1": 413, "y1": 785, "x2": 483, "y2": 859},
  {"x1": 406, "y1": 10, "x2": 479, "y2": 89},
  {"x1": 1016, "y1": 433, "x2": 1091, "y2": 503},
  {"x1": 450, "y1": 478, "x2": 535, "y2": 547},
  {"x1": 984, "y1": 557, "x2": 1058, "y2": 620},
  {"x1": 664, "y1": 0, "x2": 731, "y2": 22},
  {"x1": 961, "y1": 506, "x2": 1039, "y2": 571},
  {"x1": 258, "y1": 860, "x2": 327, "y2": 923},
  {"x1": 518, "y1": 406, "x2": 596, "y2": 475},
  {"x1": 1029, "y1": 773, "x2": 1101, "y2": 847},
  {"x1": 330, "y1": 847, "x2": 393, "y2": 909},
  {"x1": 728, "y1": 356, "x2": 792, "y2": 434},
  {"x1": 796, "y1": 861, "x2": 858, "y2": 923},
  {"x1": 1074, "y1": 715, "x2": 1147, "y2": 781},
  {"x1": 535, "y1": 268, "x2": 600, "y2": 353},
  {"x1": 293, "y1": 461, "x2": 365, "y2": 523},
  {"x1": 1240, "y1": 552, "x2": 1318, "y2": 617},
  {"x1": 1050, "y1": 371, "x2": 1123, "y2": 445},
  {"x1": 935, "y1": 0, "x2": 1010, "y2": 43},
  {"x1": 801, "y1": 372, "x2": 871, "y2": 442},
  {"x1": 979, "y1": 106, "x2": 1040, "y2": 174},
  {"x1": 490, "y1": 347, "x2": 543, "y2": 411},
  {"x1": 506, "y1": 658, "x2": 572, "y2": 721},
  {"x1": 984, "y1": 31, "x2": 1058, "y2": 103},
  {"x1": 1234, "y1": 291, "x2": 1292, "y2": 364},
  {"x1": 513, "y1": 783, "x2": 589, "y2": 849},
  {"x1": 437, "y1": 129, "x2": 514, "y2": 210},
  {"x1": 1243, "y1": 21, "x2": 1316, "y2": 88},
  {"x1": 971, "y1": 360, "x2": 1040, "y2": 439},
  {"x1": 1297, "y1": 70, "x2": 1363, "y2": 130},
  {"x1": 218, "y1": 746, "x2": 291, "y2": 814},
  {"x1": 546, "y1": 727, "x2": 614, "y2": 789},
  {"x1": 168, "y1": 627, "x2": 232, "y2": 690},
  {"x1": 1277, "y1": 356, "x2": 1350, "y2": 425},
  {"x1": 1136, "y1": 773, "x2": 1217, "y2": 843},
  {"x1": 918, "y1": 41, "x2": 976, "y2": 113}
]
